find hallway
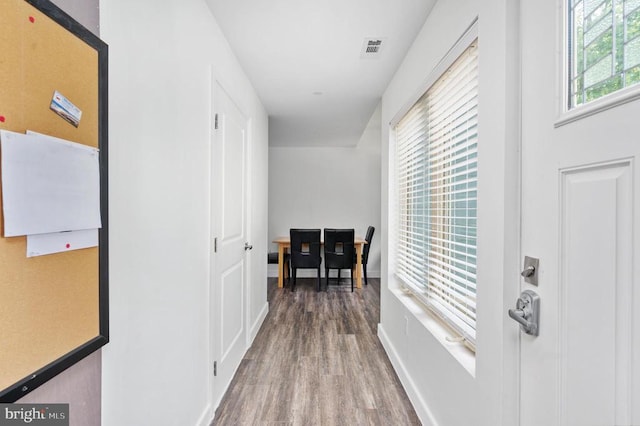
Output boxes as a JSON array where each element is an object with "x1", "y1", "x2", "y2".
[{"x1": 212, "y1": 278, "x2": 420, "y2": 425}]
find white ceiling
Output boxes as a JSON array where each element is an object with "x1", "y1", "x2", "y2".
[{"x1": 205, "y1": 0, "x2": 435, "y2": 147}]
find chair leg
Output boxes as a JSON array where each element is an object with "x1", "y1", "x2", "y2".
[
  {"x1": 317, "y1": 268, "x2": 321, "y2": 292},
  {"x1": 351, "y1": 269, "x2": 354, "y2": 292},
  {"x1": 364, "y1": 263, "x2": 368, "y2": 285},
  {"x1": 283, "y1": 260, "x2": 290, "y2": 287},
  {"x1": 291, "y1": 268, "x2": 296, "y2": 292},
  {"x1": 325, "y1": 268, "x2": 329, "y2": 290}
]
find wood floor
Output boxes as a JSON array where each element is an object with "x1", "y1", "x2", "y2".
[{"x1": 212, "y1": 277, "x2": 421, "y2": 425}]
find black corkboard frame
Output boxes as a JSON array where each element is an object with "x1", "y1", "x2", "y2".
[{"x1": 0, "y1": 0, "x2": 109, "y2": 402}]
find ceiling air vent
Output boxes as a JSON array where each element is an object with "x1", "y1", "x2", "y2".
[{"x1": 361, "y1": 38, "x2": 385, "y2": 59}]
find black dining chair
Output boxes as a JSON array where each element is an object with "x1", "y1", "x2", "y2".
[
  {"x1": 360, "y1": 226, "x2": 375, "y2": 285},
  {"x1": 268, "y1": 251, "x2": 290, "y2": 286},
  {"x1": 324, "y1": 228, "x2": 355, "y2": 292},
  {"x1": 289, "y1": 228, "x2": 322, "y2": 292},
  {"x1": 340, "y1": 225, "x2": 375, "y2": 285}
]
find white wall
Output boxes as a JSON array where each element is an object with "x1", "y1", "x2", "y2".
[
  {"x1": 379, "y1": 0, "x2": 520, "y2": 425},
  {"x1": 99, "y1": 0, "x2": 268, "y2": 425},
  {"x1": 268, "y1": 103, "x2": 382, "y2": 278}
]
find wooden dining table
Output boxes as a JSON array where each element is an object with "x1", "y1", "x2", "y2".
[{"x1": 272, "y1": 236, "x2": 367, "y2": 289}]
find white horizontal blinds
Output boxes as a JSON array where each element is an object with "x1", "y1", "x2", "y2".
[
  {"x1": 426, "y1": 42, "x2": 478, "y2": 342},
  {"x1": 395, "y1": 41, "x2": 478, "y2": 343},
  {"x1": 396, "y1": 100, "x2": 429, "y2": 290}
]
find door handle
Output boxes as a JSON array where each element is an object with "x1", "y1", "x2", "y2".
[
  {"x1": 508, "y1": 289, "x2": 540, "y2": 336},
  {"x1": 244, "y1": 242, "x2": 253, "y2": 251}
]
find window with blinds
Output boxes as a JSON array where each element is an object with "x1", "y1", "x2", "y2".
[
  {"x1": 569, "y1": 0, "x2": 640, "y2": 107},
  {"x1": 395, "y1": 40, "x2": 478, "y2": 345}
]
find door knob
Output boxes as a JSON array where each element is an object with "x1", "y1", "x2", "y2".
[
  {"x1": 508, "y1": 290, "x2": 540, "y2": 336},
  {"x1": 244, "y1": 242, "x2": 253, "y2": 251}
]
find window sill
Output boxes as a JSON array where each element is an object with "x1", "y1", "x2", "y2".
[
  {"x1": 555, "y1": 85, "x2": 640, "y2": 128},
  {"x1": 390, "y1": 287, "x2": 476, "y2": 377}
]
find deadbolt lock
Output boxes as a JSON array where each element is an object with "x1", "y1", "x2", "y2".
[{"x1": 521, "y1": 256, "x2": 539, "y2": 285}]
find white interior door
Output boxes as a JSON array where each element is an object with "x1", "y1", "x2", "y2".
[
  {"x1": 210, "y1": 81, "x2": 249, "y2": 406},
  {"x1": 517, "y1": 1, "x2": 640, "y2": 425}
]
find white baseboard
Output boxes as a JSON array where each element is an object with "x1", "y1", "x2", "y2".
[
  {"x1": 377, "y1": 324, "x2": 439, "y2": 426},
  {"x1": 196, "y1": 404, "x2": 214, "y2": 426},
  {"x1": 249, "y1": 301, "x2": 269, "y2": 344}
]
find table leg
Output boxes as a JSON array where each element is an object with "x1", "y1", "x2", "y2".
[
  {"x1": 278, "y1": 243, "x2": 284, "y2": 288},
  {"x1": 355, "y1": 243, "x2": 363, "y2": 288}
]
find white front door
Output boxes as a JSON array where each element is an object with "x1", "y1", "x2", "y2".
[
  {"x1": 210, "y1": 81, "x2": 249, "y2": 406},
  {"x1": 517, "y1": 1, "x2": 640, "y2": 425}
]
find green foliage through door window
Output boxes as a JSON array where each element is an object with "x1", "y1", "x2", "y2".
[{"x1": 570, "y1": 0, "x2": 640, "y2": 107}]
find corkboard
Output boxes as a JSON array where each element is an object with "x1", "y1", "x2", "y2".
[{"x1": 0, "y1": 0, "x2": 108, "y2": 401}]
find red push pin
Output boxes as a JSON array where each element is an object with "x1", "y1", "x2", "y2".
[
  {"x1": 29, "y1": 16, "x2": 35, "y2": 23},
  {"x1": 66, "y1": 243, "x2": 71, "y2": 249},
  {"x1": 0, "y1": 116, "x2": 5, "y2": 123}
]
